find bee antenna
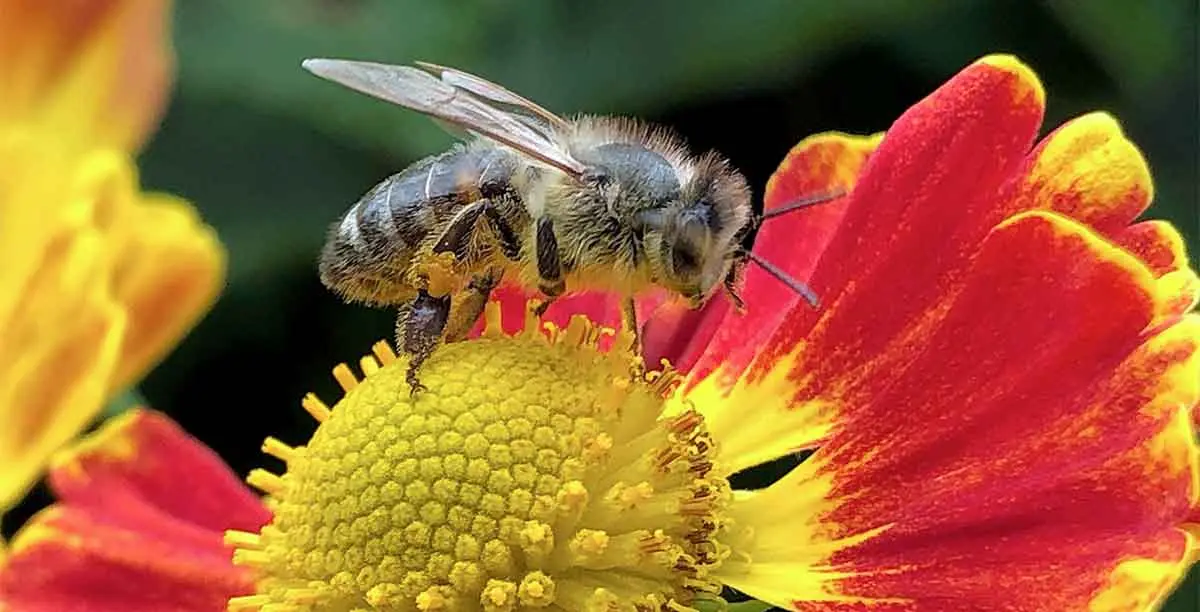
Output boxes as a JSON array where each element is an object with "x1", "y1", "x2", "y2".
[
  {"x1": 742, "y1": 250, "x2": 820, "y2": 309},
  {"x1": 760, "y1": 189, "x2": 846, "y2": 220}
]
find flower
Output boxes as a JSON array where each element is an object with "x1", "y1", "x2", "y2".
[
  {"x1": 2, "y1": 52, "x2": 1198, "y2": 611},
  {"x1": 0, "y1": 0, "x2": 225, "y2": 513},
  {"x1": 0, "y1": 409, "x2": 271, "y2": 610}
]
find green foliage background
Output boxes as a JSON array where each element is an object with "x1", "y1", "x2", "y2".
[{"x1": 28, "y1": 0, "x2": 1200, "y2": 607}]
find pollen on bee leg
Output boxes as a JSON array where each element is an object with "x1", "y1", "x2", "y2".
[
  {"x1": 300, "y1": 392, "x2": 330, "y2": 423},
  {"x1": 331, "y1": 363, "x2": 359, "y2": 392},
  {"x1": 412, "y1": 251, "x2": 459, "y2": 297},
  {"x1": 372, "y1": 340, "x2": 398, "y2": 365}
]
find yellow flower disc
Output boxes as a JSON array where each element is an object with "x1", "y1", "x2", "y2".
[{"x1": 227, "y1": 304, "x2": 729, "y2": 612}]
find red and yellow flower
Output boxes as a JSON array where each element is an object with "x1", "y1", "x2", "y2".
[
  {"x1": 0, "y1": 0, "x2": 224, "y2": 515},
  {"x1": 1, "y1": 54, "x2": 1196, "y2": 611}
]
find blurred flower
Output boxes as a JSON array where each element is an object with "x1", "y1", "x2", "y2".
[
  {"x1": 1, "y1": 53, "x2": 1197, "y2": 611},
  {"x1": 0, "y1": 409, "x2": 269, "y2": 610},
  {"x1": 0, "y1": 0, "x2": 225, "y2": 514}
]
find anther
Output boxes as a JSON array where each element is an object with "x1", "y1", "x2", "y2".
[
  {"x1": 482, "y1": 301, "x2": 505, "y2": 338},
  {"x1": 261, "y1": 437, "x2": 296, "y2": 463},
  {"x1": 232, "y1": 548, "x2": 271, "y2": 567},
  {"x1": 247, "y1": 468, "x2": 286, "y2": 495},
  {"x1": 227, "y1": 595, "x2": 272, "y2": 611},
  {"x1": 481, "y1": 579, "x2": 518, "y2": 612},
  {"x1": 517, "y1": 571, "x2": 556, "y2": 606},
  {"x1": 372, "y1": 340, "x2": 398, "y2": 365},
  {"x1": 301, "y1": 392, "x2": 331, "y2": 422},
  {"x1": 224, "y1": 529, "x2": 263, "y2": 549},
  {"x1": 360, "y1": 355, "x2": 381, "y2": 376},
  {"x1": 332, "y1": 363, "x2": 359, "y2": 392}
]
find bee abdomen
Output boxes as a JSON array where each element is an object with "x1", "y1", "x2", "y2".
[{"x1": 318, "y1": 145, "x2": 520, "y2": 306}]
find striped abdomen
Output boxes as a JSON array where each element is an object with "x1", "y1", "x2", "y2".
[{"x1": 318, "y1": 144, "x2": 521, "y2": 306}]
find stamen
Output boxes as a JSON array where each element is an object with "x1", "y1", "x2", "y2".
[
  {"x1": 372, "y1": 340, "x2": 398, "y2": 365},
  {"x1": 359, "y1": 355, "x2": 380, "y2": 376},
  {"x1": 232, "y1": 548, "x2": 271, "y2": 567},
  {"x1": 261, "y1": 437, "x2": 296, "y2": 463},
  {"x1": 246, "y1": 468, "x2": 286, "y2": 495},
  {"x1": 300, "y1": 392, "x2": 330, "y2": 423},
  {"x1": 331, "y1": 363, "x2": 358, "y2": 392},
  {"x1": 227, "y1": 595, "x2": 272, "y2": 611},
  {"x1": 482, "y1": 301, "x2": 505, "y2": 338},
  {"x1": 224, "y1": 529, "x2": 263, "y2": 549}
]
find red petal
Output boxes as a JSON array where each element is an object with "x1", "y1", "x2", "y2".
[
  {"x1": 718, "y1": 213, "x2": 1200, "y2": 609},
  {"x1": 1014, "y1": 111, "x2": 1152, "y2": 236},
  {"x1": 0, "y1": 505, "x2": 253, "y2": 612},
  {"x1": 1116, "y1": 221, "x2": 1200, "y2": 320},
  {"x1": 747, "y1": 56, "x2": 1046, "y2": 406},
  {"x1": 47, "y1": 408, "x2": 270, "y2": 534}
]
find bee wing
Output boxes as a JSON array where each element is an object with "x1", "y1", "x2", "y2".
[
  {"x1": 412, "y1": 60, "x2": 570, "y2": 132},
  {"x1": 303, "y1": 58, "x2": 586, "y2": 178}
]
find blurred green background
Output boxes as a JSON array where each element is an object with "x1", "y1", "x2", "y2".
[{"x1": 21, "y1": 0, "x2": 1200, "y2": 608}]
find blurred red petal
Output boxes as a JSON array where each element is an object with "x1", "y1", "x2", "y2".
[
  {"x1": 0, "y1": 505, "x2": 253, "y2": 612},
  {"x1": 47, "y1": 408, "x2": 270, "y2": 534}
]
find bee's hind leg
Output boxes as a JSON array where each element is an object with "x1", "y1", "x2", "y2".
[
  {"x1": 443, "y1": 269, "x2": 502, "y2": 342},
  {"x1": 396, "y1": 289, "x2": 451, "y2": 395}
]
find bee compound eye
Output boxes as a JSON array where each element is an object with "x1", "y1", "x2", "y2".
[{"x1": 671, "y1": 244, "x2": 699, "y2": 274}]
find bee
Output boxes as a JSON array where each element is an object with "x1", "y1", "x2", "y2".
[{"x1": 303, "y1": 58, "x2": 836, "y2": 392}]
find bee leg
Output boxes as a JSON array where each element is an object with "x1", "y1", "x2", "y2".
[
  {"x1": 621, "y1": 296, "x2": 643, "y2": 357},
  {"x1": 482, "y1": 207, "x2": 522, "y2": 261},
  {"x1": 432, "y1": 199, "x2": 489, "y2": 259},
  {"x1": 533, "y1": 217, "x2": 566, "y2": 317},
  {"x1": 396, "y1": 289, "x2": 451, "y2": 395},
  {"x1": 443, "y1": 269, "x2": 502, "y2": 342}
]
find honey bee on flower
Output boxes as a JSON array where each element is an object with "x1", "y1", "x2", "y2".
[{"x1": 0, "y1": 2, "x2": 1195, "y2": 607}]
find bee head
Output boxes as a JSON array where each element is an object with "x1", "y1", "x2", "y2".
[{"x1": 636, "y1": 152, "x2": 752, "y2": 308}]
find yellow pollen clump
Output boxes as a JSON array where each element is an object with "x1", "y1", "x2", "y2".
[{"x1": 227, "y1": 302, "x2": 729, "y2": 612}]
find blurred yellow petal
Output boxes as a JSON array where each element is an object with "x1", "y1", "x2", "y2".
[
  {"x1": 0, "y1": 224, "x2": 127, "y2": 511},
  {"x1": 0, "y1": 0, "x2": 174, "y2": 151},
  {"x1": 108, "y1": 193, "x2": 226, "y2": 391}
]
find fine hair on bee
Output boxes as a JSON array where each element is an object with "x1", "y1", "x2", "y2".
[{"x1": 303, "y1": 57, "x2": 845, "y2": 393}]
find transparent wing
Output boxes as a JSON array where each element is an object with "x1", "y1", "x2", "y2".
[
  {"x1": 413, "y1": 60, "x2": 570, "y2": 132},
  {"x1": 303, "y1": 58, "x2": 585, "y2": 177}
]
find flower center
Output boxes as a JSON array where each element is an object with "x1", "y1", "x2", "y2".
[{"x1": 226, "y1": 304, "x2": 729, "y2": 611}]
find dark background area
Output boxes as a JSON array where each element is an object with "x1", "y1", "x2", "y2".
[{"x1": 13, "y1": 0, "x2": 1200, "y2": 607}]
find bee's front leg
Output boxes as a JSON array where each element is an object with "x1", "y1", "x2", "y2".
[
  {"x1": 396, "y1": 289, "x2": 451, "y2": 395},
  {"x1": 532, "y1": 217, "x2": 565, "y2": 317}
]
